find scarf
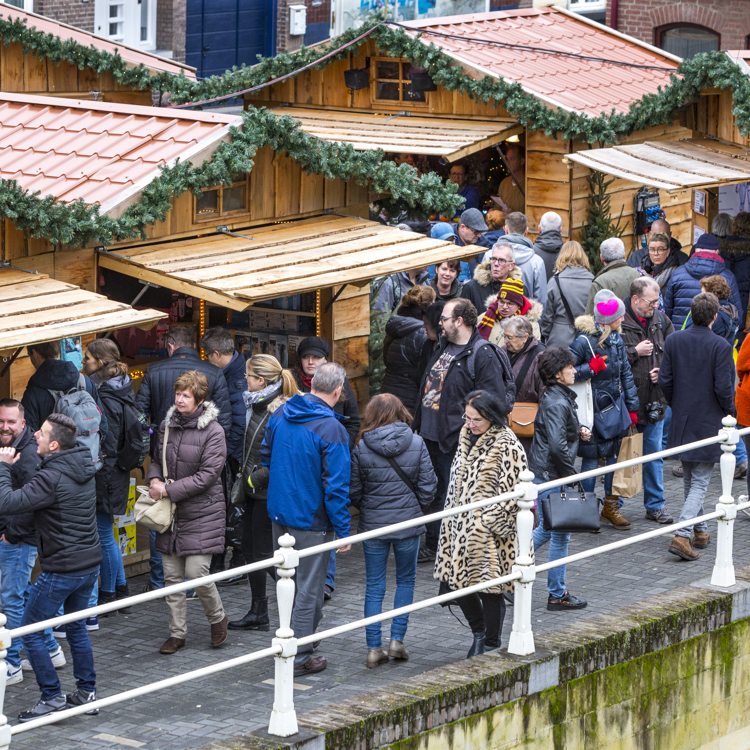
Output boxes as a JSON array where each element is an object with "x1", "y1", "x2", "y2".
[
  {"x1": 508, "y1": 335, "x2": 534, "y2": 367},
  {"x1": 642, "y1": 246, "x2": 680, "y2": 277},
  {"x1": 477, "y1": 296, "x2": 532, "y2": 340},
  {"x1": 300, "y1": 372, "x2": 313, "y2": 389},
  {"x1": 243, "y1": 379, "x2": 283, "y2": 409}
]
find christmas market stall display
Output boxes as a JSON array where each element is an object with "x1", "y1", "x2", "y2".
[{"x1": 0, "y1": 3, "x2": 195, "y2": 103}]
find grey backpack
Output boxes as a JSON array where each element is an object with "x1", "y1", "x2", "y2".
[{"x1": 48, "y1": 373, "x2": 103, "y2": 470}]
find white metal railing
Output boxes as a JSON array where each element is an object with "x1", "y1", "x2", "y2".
[{"x1": 0, "y1": 416, "x2": 747, "y2": 745}]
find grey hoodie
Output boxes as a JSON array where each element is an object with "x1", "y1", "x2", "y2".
[
  {"x1": 540, "y1": 266, "x2": 595, "y2": 349},
  {"x1": 372, "y1": 270, "x2": 431, "y2": 313},
  {"x1": 484, "y1": 233, "x2": 547, "y2": 306}
]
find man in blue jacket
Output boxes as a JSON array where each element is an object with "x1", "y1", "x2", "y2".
[{"x1": 261, "y1": 362, "x2": 351, "y2": 676}]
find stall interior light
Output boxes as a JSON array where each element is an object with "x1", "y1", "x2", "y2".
[
  {"x1": 199, "y1": 300, "x2": 207, "y2": 359},
  {"x1": 507, "y1": 135, "x2": 520, "y2": 143},
  {"x1": 316, "y1": 289, "x2": 322, "y2": 337}
]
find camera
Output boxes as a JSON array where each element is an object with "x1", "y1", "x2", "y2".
[{"x1": 645, "y1": 401, "x2": 666, "y2": 425}]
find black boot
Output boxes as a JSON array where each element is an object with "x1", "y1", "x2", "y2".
[
  {"x1": 217, "y1": 548, "x2": 249, "y2": 586},
  {"x1": 227, "y1": 598, "x2": 269, "y2": 631},
  {"x1": 209, "y1": 552, "x2": 226, "y2": 576},
  {"x1": 98, "y1": 589, "x2": 117, "y2": 618},
  {"x1": 467, "y1": 632, "x2": 485, "y2": 659},
  {"x1": 116, "y1": 584, "x2": 133, "y2": 614}
]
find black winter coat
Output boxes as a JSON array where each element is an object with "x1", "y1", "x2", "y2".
[
  {"x1": 569, "y1": 316, "x2": 639, "y2": 459},
  {"x1": 382, "y1": 315, "x2": 428, "y2": 414},
  {"x1": 96, "y1": 375, "x2": 137, "y2": 518},
  {"x1": 135, "y1": 347, "x2": 232, "y2": 439},
  {"x1": 529, "y1": 384, "x2": 580, "y2": 480},
  {"x1": 533, "y1": 229, "x2": 563, "y2": 281},
  {"x1": 294, "y1": 370, "x2": 361, "y2": 451},
  {"x1": 21, "y1": 359, "x2": 108, "y2": 438},
  {"x1": 2, "y1": 426, "x2": 40, "y2": 546},
  {"x1": 222, "y1": 351, "x2": 248, "y2": 463},
  {"x1": 0, "y1": 446, "x2": 100, "y2": 573},
  {"x1": 720, "y1": 234, "x2": 750, "y2": 332},
  {"x1": 350, "y1": 422, "x2": 437, "y2": 540},
  {"x1": 413, "y1": 329, "x2": 516, "y2": 454},
  {"x1": 658, "y1": 326, "x2": 735, "y2": 463}
]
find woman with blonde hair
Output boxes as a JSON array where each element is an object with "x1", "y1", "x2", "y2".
[
  {"x1": 540, "y1": 241, "x2": 594, "y2": 348},
  {"x1": 228, "y1": 354, "x2": 299, "y2": 632}
]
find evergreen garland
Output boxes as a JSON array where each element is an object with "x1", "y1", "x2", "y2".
[{"x1": 0, "y1": 108, "x2": 462, "y2": 247}]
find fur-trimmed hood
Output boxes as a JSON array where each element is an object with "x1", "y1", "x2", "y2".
[
  {"x1": 719, "y1": 235, "x2": 750, "y2": 256},
  {"x1": 473, "y1": 260, "x2": 522, "y2": 288},
  {"x1": 574, "y1": 315, "x2": 599, "y2": 336},
  {"x1": 164, "y1": 401, "x2": 220, "y2": 430}
]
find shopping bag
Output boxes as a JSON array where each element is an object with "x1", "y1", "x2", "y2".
[
  {"x1": 570, "y1": 380, "x2": 594, "y2": 429},
  {"x1": 612, "y1": 431, "x2": 643, "y2": 499}
]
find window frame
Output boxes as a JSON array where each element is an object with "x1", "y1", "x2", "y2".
[
  {"x1": 655, "y1": 23, "x2": 721, "y2": 56},
  {"x1": 193, "y1": 176, "x2": 250, "y2": 223},
  {"x1": 371, "y1": 57, "x2": 430, "y2": 109},
  {"x1": 94, "y1": 0, "x2": 157, "y2": 50}
]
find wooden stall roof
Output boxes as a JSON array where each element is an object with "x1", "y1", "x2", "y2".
[
  {"x1": 268, "y1": 107, "x2": 523, "y2": 161},
  {"x1": 564, "y1": 139, "x2": 750, "y2": 191},
  {"x1": 0, "y1": 268, "x2": 166, "y2": 354},
  {"x1": 0, "y1": 4, "x2": 197, "y2": 79},
  {"x1": 98, "y1": 215, "x2": 479, "y2": 310}
]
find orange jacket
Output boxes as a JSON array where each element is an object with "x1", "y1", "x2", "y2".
[{"x1": 736, "y1": 335, "x2": 750, "y2": 426}]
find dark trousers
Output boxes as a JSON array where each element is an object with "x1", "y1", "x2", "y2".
[
  {"x1": 455, "y1": 591, "x2": 506, "y2": 649},
  {"x1": 242, "y1": 498, "x2": 276, "y2": 600},
  {"x1": 423, "y1": 438, "x2": 456, "y2": 551}
]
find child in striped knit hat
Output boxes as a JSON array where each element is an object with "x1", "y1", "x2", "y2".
[{"x1": 477, "y1": 278, "x2": 543, "y2": 347}]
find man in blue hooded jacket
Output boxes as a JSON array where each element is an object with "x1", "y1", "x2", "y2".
[{"x1": 261, "y1": 362, "x2": 351, "y2": 676}]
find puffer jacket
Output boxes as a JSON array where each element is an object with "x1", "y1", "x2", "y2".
[
  {"x1": 222, "y1": 351, "x2": 248, "y2": 462},
  {"x1": 148, "y1": 401, "x2": 227, "y2": 557},
  {"x1": 0, "y1": 446, "x2": 100, "y2": 573},
  {"x1": 382, "y1": 315, "x2": 428, "y2": 414},
  {"x1": 96, "y1": 374, "x2": 137, "y2": 517},
  {"x1": 720, "y1": 234, "x2": 750, "y2": 331},
  {"x1": 529, "y1": 383, "x2": 580, "y2": 480},
  {"x1": 350, "y1": 422, "x2": 437, "y2": 540},
  {"x1": 2, "y1": 425, "x2": 40, "y2": 546},
  {"x1": 569, "y1": 316, "x2": 639, "y2": 459},
  {"x1": 663, "y1": 253, "x2": 742, "y2": 329},
  {"x1": 135, "y1": 346, "x2": 232, "y2": 438},
  {"x1": 541, "y1": 266, "x2": 595, "y2": 348}
]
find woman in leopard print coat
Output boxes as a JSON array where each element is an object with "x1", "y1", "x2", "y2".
[{"x1": 434, "y1": 390, "x2": 527, "y2": 657}]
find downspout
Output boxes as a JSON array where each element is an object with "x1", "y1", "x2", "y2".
[{"x1": 610, "y1": 0, "x2": 618, "y2": 30}]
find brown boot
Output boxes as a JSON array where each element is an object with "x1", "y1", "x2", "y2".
[
  {"x1": 159, "y1": 637, "x2": 186, "y2": 654},
  {"x1": 693, "y1": 531, "x2": 710, "y2": 549},
  {"x1": 366, "y1": 649, "x2": 389, "y2": 669},
  {"x1": 668, "y1": 535, "x2": 700, "y2": 561},
  {"x1": 210, "y1": 615, "x2": 228, "y2": 648},
  {"x1": 600, "y1": 495, "x2": 631, "y2": 530}
]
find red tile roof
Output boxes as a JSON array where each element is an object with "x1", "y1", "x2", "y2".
[
  {"x1": 0, "y1": 4, "x2": 196, "y2": 79},
  {"x1": 398, "y1": 8, "x2": 680, "y2": 117},
  {"x1": 0, "y1": 93, "x2": 240, "y2": 215}
]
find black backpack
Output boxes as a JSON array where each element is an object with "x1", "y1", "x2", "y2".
[
  {"x1": 466, "y1": 340, "x2": 517, "y2": 415},
  {"x1": 117, "y1": 402, "x2": 151, "y2": 472}
]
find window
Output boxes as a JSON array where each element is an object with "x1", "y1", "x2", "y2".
[
  {"x1": 194, "y1": 177, "x2": 249, "y2": 221},
  {"x1": 0, "y1": 0, "x2": 34, "y2": 10},
  {"x1": 372, "y1": 59, "x2": 428, "y2": 105},
  {"x1": 95, "y1": 0, "x2": 156, "y2": 50},
  {"x1": 657, "y1": 24, "x2": 720, "y2": 59}
]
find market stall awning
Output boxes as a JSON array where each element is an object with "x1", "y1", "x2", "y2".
[
  {"x1": 564, "y1": 140, "x2": 750, "y2": 192},
  {"x1": 98, "y1": 215, "x2": 479, "y2": 310},
  {"x1": 269, "y1": 107, "x2": 523, "y2": 161},
  {"x1": 0, "y1": 268, "x2": 167, "y2": 353}
]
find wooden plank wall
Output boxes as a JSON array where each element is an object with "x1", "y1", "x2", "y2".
[
  {"x1": 526, "y1": 131, "x2": 571, "y2": 242},
  {"x1": 331, "y1": 283, "x2": 370, "y2": 412},
  {"x1": 0, "y1": 42, "x2": 151, "y2": 104},
  {"x1": 686, "y1": 92, "x2": 750, "y2": 148},
  {"x1": 569, "y1": 122, "x2": 694, "y2": 255}
]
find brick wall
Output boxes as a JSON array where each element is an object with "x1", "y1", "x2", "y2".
[
  {"x1": 35, "y1": 0, "x2": 95, "y2": 33},
  {"x1": 156, "y1": 0, "x2": 186, "y2": 62},
  {"x1": 277, "y1": 0, "x2": 331, "y2": 53},
  {"x1": 607, "y1": 0, "x2": 750, "y2": 50}
]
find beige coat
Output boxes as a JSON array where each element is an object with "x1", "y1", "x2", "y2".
[{"x1": 486, "y1": 299, "x2": 544, "y2": 348}]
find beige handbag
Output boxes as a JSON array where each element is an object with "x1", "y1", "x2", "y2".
[{"x1": 134, "y1": 421, "x2": 175, "y2": 534}]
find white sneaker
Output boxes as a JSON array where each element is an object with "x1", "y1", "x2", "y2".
[
  {"x1": 21, "y1": 646, "x2": 66, "y2": 672},
  {"x1": 5, "y1": 662, "x2": 22, "y2": 685}
]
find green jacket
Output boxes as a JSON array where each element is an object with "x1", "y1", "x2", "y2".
[{"x1": 585, "y1": 260, "x2": 641, "y2": 315}]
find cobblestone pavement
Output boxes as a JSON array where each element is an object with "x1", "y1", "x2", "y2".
[{"x1": 6, "y1": 458, "x2": 750, "y2": 750}]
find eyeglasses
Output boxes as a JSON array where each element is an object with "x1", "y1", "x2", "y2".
[
  {"x1": 462, "y1": 414, "x2": 486, "y2": 425},
  {"x1": 439, "y1": 315, "x2": 455, "y2": 322},
  {"x1": 649, "y1": 246, "x2": 669, "y2": 254},
  {"x1": 638, "y1": 296, "x2": 661, "y2": 308},
  {"x1": 504, "y1": 333, "x2": 522, "y2": 341},
  {"x1": 490, "y1": 257, "x2": 513, "y2": 265},
  {"x1": 245, "y1": 373, "x2": 258, "y2": 380}
]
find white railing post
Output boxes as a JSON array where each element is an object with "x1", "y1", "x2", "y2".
[
  {"x1": 0, "y1": 614, "x2": 11, "y2": 749},
  {"x1": 508, "y1": 469, "x2": 537, "y2": 656},
  {"x1": 712, "y1": 416, "x2": 739, "y2": 587},
  {"x1": 268, "y1": 533, "x2": 299, "y2": 737}
]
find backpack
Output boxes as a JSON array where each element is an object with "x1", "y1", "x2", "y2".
[
  {"x1": 48, "y1": 374, "x2": 102, "y2": 470},
  {"x1": 116, "y1": 401, "x2": 151, "y2": 472},
  {"x1": 466, "y1": 340, "x2": 517, "y2": 415}
]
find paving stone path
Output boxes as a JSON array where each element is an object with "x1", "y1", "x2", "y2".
[{"x1": 6, "y1": 458, "x2": 750, "y2": 750}]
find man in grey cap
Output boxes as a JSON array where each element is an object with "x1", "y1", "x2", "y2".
[{"x1": 455, "y1": 208, "x2": 489, "y2": 278}]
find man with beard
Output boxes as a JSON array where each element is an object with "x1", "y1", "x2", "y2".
[{"x1": 0, "y1": 400, "x2": 65, "y2": 686}]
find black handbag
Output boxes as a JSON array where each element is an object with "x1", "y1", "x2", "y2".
[
  {"x1": 593, "y1": 389, "x2": 631, "y2": 440},
  {"x1": 541, "y1": 483, "x2": 600, "y2": 533}
]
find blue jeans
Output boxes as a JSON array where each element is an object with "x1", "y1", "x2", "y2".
[
  {"x1": 661, "y1": 406, "x2": 671, "y2": 450},
  {"x1": 641, "y1": 420, "x2": 665, "y2": 513},
  {"x1": 531, "y1": 480, "x2": 571, "y2": 599},
  {"x1": 580, "y1": 455, "x2": 617, "y2": 497},
  {"x1": 149, "y1": 529, "x2": 164, "y2": 589},
  {"x1": 362, "y1": 536, "x2": 420, "y2": 648},
  {"x1": 0, "y1": 542, "x2": 57, "y2": 667},
  {"x1": 97, "y1": 511, "x2": 126, "y2": 593},
  {"x1": 326, "y1": 550, "x2": 336, "y2": 591},
  {"x1": 22, "y1": 570, "x2": 98, "y2": 700},
  {"x1": 736, "y1": 429, "x2": 748, "y2": 465}
]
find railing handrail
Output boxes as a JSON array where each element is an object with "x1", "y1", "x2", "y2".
[{"x1": 0, "y1": 416, "x2": 744, "y2": 743}]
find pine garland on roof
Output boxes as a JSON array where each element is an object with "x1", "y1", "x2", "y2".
[{"x1": 0, "y1": 108, "x2": 462, "y2": 247}]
